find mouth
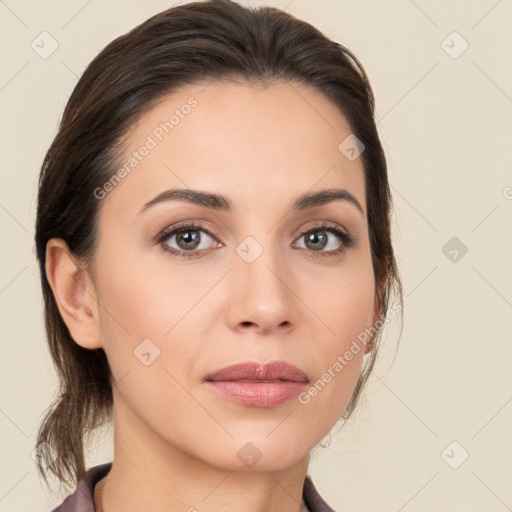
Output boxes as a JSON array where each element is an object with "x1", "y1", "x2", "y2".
[{"x1": 203, "y1": 361, "x2": 309, "y2": 408}]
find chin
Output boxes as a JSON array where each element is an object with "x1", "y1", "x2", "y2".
[{"x1": 196, "y1": 429, "x2": 315, "y2": 473}]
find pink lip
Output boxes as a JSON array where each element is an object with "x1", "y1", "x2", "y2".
[{"x1": 204, "y1": 361, "x2": 309, "y2": 408}]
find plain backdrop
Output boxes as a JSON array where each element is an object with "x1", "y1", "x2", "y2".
[{"x1": 1, "y1": 1, "x2": 511, "y2": 511}]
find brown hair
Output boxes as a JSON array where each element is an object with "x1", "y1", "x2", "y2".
[{"x1": 35, "y1": 0, "x2": 403, "y2": 494}]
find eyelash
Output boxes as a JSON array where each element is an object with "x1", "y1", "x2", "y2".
[{"x1": 155, "y1": 220, "x2": 355, "y2": 259}]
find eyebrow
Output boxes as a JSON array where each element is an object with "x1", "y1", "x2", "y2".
[{"x1": 139, "y1": 187, "x2": 364, "y2": 216}]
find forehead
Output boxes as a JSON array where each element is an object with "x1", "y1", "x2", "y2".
[{"x1": 100, "y1": 80, "x2": 366, "y2": 219}]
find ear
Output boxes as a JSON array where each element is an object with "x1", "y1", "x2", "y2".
[{"x1": 45, "y1": 238, "x2": 102, "y2": 350}]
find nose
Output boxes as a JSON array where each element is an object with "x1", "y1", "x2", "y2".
[{"x1": 225, "y1": 240, "x2": 297, "y2": 336}]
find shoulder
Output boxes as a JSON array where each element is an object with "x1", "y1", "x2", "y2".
[
  {"x1": 302, "y1": 475, "x2": 337, "y2": 512},
  {"x1": 50, "y1": 463, "x2": 112, "y2": 512}
]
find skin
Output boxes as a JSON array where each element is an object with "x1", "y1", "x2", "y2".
[{"x1": 46, "y1": 80, "x2": 381, "y2": 512}]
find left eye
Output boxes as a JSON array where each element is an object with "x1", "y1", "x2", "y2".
[
  {"x1": 294, "y1": 222, "x2": 355, "y2": 256},
  {"x1": 293, "y1": 226, "x2": 349, "y2": 253}
]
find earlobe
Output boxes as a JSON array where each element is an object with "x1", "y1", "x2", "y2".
[{"x1": 45, "y1": 238, "x2": 102, "y2": 350}]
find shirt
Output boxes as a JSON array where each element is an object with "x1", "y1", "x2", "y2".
[{"x1": 50, "y1": 462, "x2": 335, "y2": 512}]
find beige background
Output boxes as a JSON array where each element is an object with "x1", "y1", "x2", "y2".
[{"x1": 1, "y1": 0, "x2": 511, "y2": 511}]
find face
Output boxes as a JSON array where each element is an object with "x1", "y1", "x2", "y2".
[{"x1": 88, "y1": 80, "x2": 379, "y2": 472}]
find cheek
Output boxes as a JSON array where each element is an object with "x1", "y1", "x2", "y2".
[
  {"x1": 92, "y1": 249, "x2": 203, "y2": 427},
  {"x1": 92, "y1": 244, "x2": 219, "y2": 386},
  {"x1": 94, "y1": 244, "x2": 199, "y2": 339},
  {"x1": 298, "y1": 263, "x2": 375, "y2": 421},
  {"x1": 308, "y1": 258, "x2": 376, "y2": 349}
]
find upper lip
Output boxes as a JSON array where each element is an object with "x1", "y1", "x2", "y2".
[{"x1": 204, "y1": 361, "x2": 309, "y2": 383}]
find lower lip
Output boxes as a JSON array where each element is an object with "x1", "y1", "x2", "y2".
[{"x1": 205, "y1": 380, "x2": 308, "y2": 407}]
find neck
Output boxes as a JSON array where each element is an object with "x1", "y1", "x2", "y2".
[{"x1": 99, "y1": 391, "x2": 311, "y2": 512}]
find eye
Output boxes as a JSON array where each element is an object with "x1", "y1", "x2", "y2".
[
  {"x1": 293, "y1": 221, "x2": 355, "y2": 257},
  {"x1": 156, "y1": 221, "x2": 221, "y2": 259},
  {"x1": 154, "y1": 220, "x2": 355, "y2": 260}
]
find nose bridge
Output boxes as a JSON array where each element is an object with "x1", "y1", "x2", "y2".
[
  {"x1": 227, "y1": 229, "x2": 295, "y2": 333},
  {"x1": 236, "y1": 231, "x2": 289, "y2": 302}
]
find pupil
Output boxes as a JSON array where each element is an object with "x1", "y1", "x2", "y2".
[
  {"x1": 308, "y1": 231, "x2": 327, "y2": 250},
  {"x1": 178, "y1": 230, "x2": 199, "y2": 249}
]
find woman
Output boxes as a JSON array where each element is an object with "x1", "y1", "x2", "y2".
[{"x1": 35, "y1": 1, "x2": 403, "y2": 510}]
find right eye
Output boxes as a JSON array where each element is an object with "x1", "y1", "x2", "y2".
[{"x1": 156, "y1": 221, "x2": 222, "y2": 259}]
